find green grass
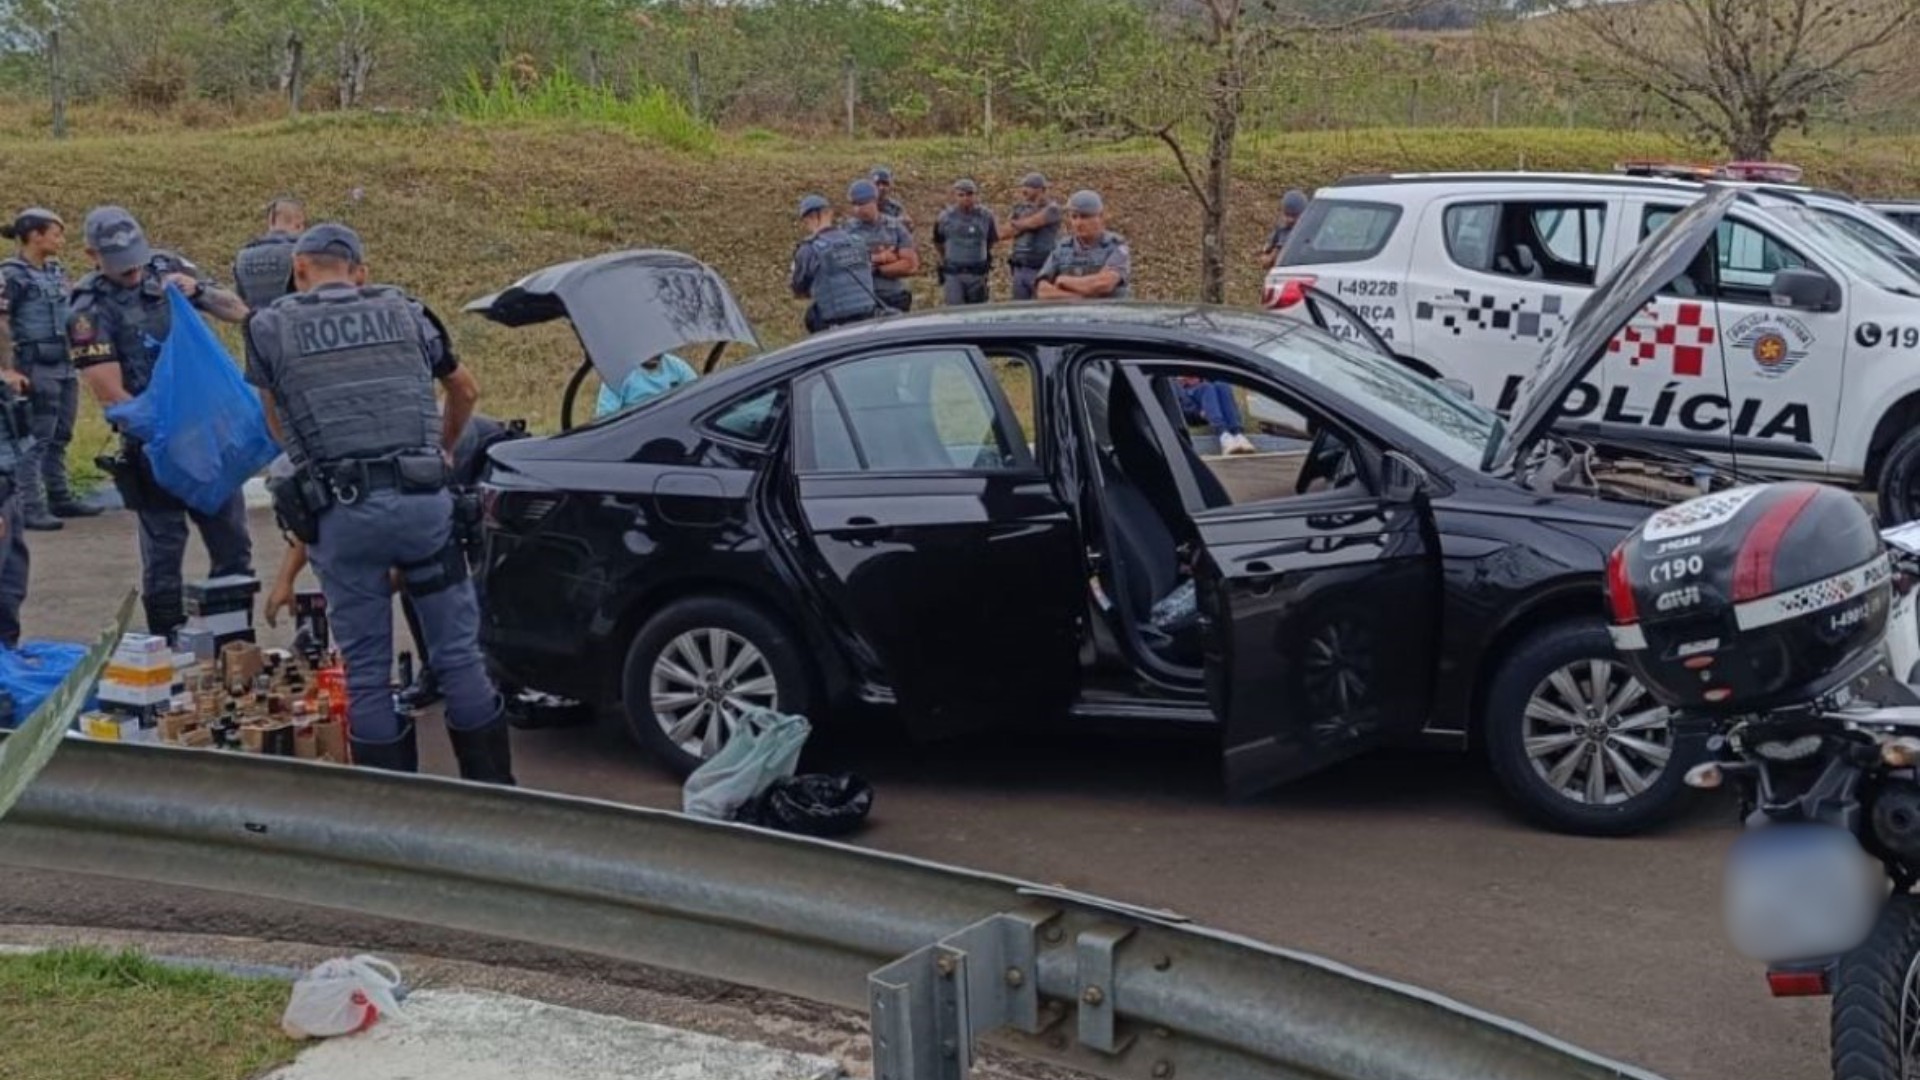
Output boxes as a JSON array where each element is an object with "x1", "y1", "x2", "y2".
[
  {"x1": 446, "y1": 70, "x2": 713, "y2": 153},
  {"x1": 0, "y1": 947, "x2": 299, "y2": 1080}
]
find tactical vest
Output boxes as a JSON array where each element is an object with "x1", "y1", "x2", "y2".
[
  {"x1": 808, "y1": 229, "x2": 878, "y2": 323},
  {"x1": 259, "y1": 285, "x2": 440, "y2": 470},
  {"x1": 1010, "y1": 202, "x2": 1060, "y2": 267},
  {"x1": 232, "y1": 233, "x2": 297, "y2": 309},
  {"x1": 1049, "y1": 234, "x2": 1130, "y2": 299},
  {"x1": 939, "y1": 208, "x2": 991, "y2": 272},
  {"x1": 2, "y1": 257, "x2": 68, "y2": 364},
  {"x1": 844, "y1": 217, "x2": 908, "y2": 299},
  {"x1": 879, "y1": 196, "x2": 908, "y2": 222},
  {"x1": 71, "y1": 262, "x2": 179, "y2": 395}
]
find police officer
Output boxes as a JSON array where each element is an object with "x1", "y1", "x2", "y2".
[
  {"x1": 791, "y1": 194, "x2": 879, "y2": 333},
  {"x1": 871, "y1": 167, "x2": 912, "y2": 230},
  {"x1": 0, "y1": 208, "x2": 96, "y2": 530},
  {"x1": 68, "y1": 206, "x2": 253, "y2": 639},
  {"x1": 1258, "y1": 189, "x2": 1308, "y2": 270},
  {"x1": 843, "y1": 179, "x2": 918, "y2": 314},
  {"x1": 1036, "y1": 190, "x2": 1132, "y2": 301},
  {"x1": 244, "y1": 224, "x2": 510, "y2": 782},
  {"x1": 1006, "y1": 174, "x2": 1062, "y2": 301},
  {"x1": 231, "y1": 197, "x2": 307, "y2": 309},
  {"x1": 0, "y1": 367, "x2": 34, "y2": 645},
  {"x1": 933, "y1": 179, "x2": 999, "y2": 306}
]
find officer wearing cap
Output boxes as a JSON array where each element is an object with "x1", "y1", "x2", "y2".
[
  {"x1": 933, "y1": 179, "x2": 999, "y2": 306},
  {"x1": 68, "y1": 206, "x2": 253, "y2": 639},
  {"x1": 871, "y1": 167, "x2": 912, "y2": 230},
  {"x1": 843, "y1": 179, "x2": 919, "y2": 314},
  {"x1": 1006, "y1": 174, "x2": 1062, "y2": 301},
  {"x1": 1037, "y1": 190, "x2": 1131, "y2": 301},
  {"x1": 244, "y1": 223, "x2": 510, "y2": 782},
  {"x1": 231, "y1": 197, "x2": 307, "y2": 309},
  {"x1": 791, "y1": 194, "x2": 879, "y2": 333},
  {"x1": 0, "y1": 207, "x2": 96, "y2": 530},
  {"x1": 1259, "y1": 189, "x2": 1309, "y2": 270}
]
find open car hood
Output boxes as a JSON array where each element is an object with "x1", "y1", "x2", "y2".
[
  {"x1": 465, "y1": 249, "x2": 758, "y2": 389},
  {"x1": 1488, "y1": 186, "x2": 1738, "y2": 472}
]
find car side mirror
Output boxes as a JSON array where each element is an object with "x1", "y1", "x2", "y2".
[
  {"x1": 1437, "y1": 376, "x2": 1475, "y2": 403},
  {"x1": 1770, "y1": 268, "x2": 1840, "y2": 313},
  {"x1": 1382, "y1": 450, "x2": 1431, "y2": 503}
]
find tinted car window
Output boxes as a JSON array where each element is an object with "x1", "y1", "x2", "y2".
[
  {"x1": 1445, "y1": 201, "x2": 1605, "y2": 284},
  {"x1": 1443, "y1": 203, "x2": 1499, "y2": 272},
  {"x1": 706, "y1": 388, "x2": 782, "y2": 445},
  {"x1": 1277, "y1": 200, "x2": 1402, "y2": 266},
  {"x1": 794, "y1": 348, "x2": 1025, "y2": 473},
  {"x1": 1644, "y1": 206, "x2": 1810, "y2": 304}
]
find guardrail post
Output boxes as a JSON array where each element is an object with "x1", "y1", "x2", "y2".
[
  {"x1": 1076, "y1": 924, "x2": 1136, "y2": 1055},
  {"x1": 869, "y1": 908, "x2": 1058, "y2": 1079}
]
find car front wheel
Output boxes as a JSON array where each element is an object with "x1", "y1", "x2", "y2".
[
  {"x1": 619, "y1": 596, "x2": 813, "y2": 777},
  {"x1": 1483, "y1": 617, "x2": 1700, "y2": 836}
]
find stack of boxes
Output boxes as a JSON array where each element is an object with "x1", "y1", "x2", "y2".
[
  {"x1": 83, "y1": 633, "x2": 177, "y2": 741},
  {"x1": 180, "y1": 575, "x2": 261, "y2": 658}
]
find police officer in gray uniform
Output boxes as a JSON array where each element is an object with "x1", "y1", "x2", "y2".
[
  {"x1": 231, "y1": 197, "x2": 307, "y2": 310},
  {"x1": 68, "y1": 206, "x2": 254, "y2": 639},
  {"x1": 244, "y1": 224, "x2": 510, "y2": 782},
  {"x1": 843, "y1": 179, "x2": 919, "y2": 314},
  {"x1": 0, "y1": 366, "x2": 34, "y2": 644},
  {"x1": 791, "y1": 194, "x2": 879, "y2": 334},
  {"x1": 1006, "y1": 174, "x2": 1062, "y2": 301},
  {"x1": 1036, "y1": 190, "x2": 1132, "y2": 301},
  {"x1": 0, "y1": 208, "x2": 95, "y2": 530},
  {"x1": 933, "y1": 179, "x2": 999, "y2": 306},
  {"x1": 871, "y1": 167, "x2": 912, "y2": 230}
]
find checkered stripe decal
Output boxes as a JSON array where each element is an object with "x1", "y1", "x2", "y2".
[
  {"x1": 1610, "y1": 301, "x2": 1715, "y2": 377},
  {"x1": 1733, "y1": 555, "x2": 1891, "y2": 631},
  {"x1": 1414, "y1": 290, "x2": 1566, "y2": 342}
]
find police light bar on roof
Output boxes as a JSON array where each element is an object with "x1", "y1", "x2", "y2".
[{"x1": 1614, "y1": 160, "x2": 1804, "y2": 185}]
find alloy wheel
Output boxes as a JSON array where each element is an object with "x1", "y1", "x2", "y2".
[
  {"x1": 648, "y1": 628, "x2": 780, "y2": 759},
  {"x1": 1522, "y1": 659, "x2": 1674, "y2": 806}
]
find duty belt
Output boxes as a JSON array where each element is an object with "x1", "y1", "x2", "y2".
[
  {"x1": 320, "y1": 455, "x2": 448, "y2": 505},
  {"x1": 944, "y1": 263, "x2": 990, "y2": 275}
]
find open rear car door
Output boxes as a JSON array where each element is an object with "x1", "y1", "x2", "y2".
[{"x1": 465, "y1": 249, "x2": 758, "y2": 429}]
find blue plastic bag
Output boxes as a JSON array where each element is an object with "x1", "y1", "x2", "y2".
[
  {"x1": 0, "y1": 641, "x2": 90, "y2": 728},
  {"x1": 105, "y1": 286, "x2": 279, "y2": 515}
]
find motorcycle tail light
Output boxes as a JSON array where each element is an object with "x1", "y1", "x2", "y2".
[
  {"x1": 1884, "y1": 737, "x2": 1920, "y2": 768},
  {"x1": 1683, "y1": 762, "x2": 1723, "y2": 790},
  {"x1": 1764, "y1": 968, "x2": 1830, "y2": 997}
]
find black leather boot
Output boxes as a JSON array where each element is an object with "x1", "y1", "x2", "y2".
[
  {"x1": 447, "y1": 718, "x2": 516, "y2": 785},
  {"x1": 351, "y1": 725, "x2": 419, "y2": 773}
]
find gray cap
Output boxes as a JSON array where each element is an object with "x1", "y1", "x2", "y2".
[
  {"x1": 84, "y1": 206, "x2": 151, "y2": 275},
  {"x1": 797, "y1": 193, "x2": 831, "y2": 218},
  {"x1": 1067, "y1": 190, "x2": 1105, "y2": 215},
  {"x1": 15, "y1": 207, "x2": 62, "y2": 227},
  {"x1": 952, "y1": 178, "x2": 979, "y2": 195},
  {"x1": 871, "y1": 167, "x2": 894, "y2": 183},
  {"x1": 848, "y1": 179, "x2": 878, "y2": 205},
  {"x1": 294, "y1": 223, "x2": 365, "y2": 264},
  {"x1": 1020, "y1": 173, "x2": 1047, "y2": 190},
  {"x1": 1282, "y1": 189, "x2": 1309, "y2": 216}
]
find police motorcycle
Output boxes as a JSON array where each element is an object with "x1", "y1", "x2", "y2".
[{"x1": 1606, "y1": 481, "x2": 1920, "y2": 1079}]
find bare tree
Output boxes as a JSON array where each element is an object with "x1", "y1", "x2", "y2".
[
  {"x1": 1540, "y1": 0, "x2": 1919, "y2": 159},
  {"x1": 1117, "y1": 0, "x2": 1423, "y2": 304}
]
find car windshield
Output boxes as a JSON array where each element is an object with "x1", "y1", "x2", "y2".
[
  {"x1": 1774, "y1": 206, "x2": 1920, "y2": 295},
  {"x1": 1254, "y1": 325, "x2": 1498, "y2": 470}
]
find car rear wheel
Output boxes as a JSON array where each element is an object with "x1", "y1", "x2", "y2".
[
  {"x1": 619, "y1": 596, "x2": 813, "y2": 777},
  {"x1": 1484, "y1": 617, "x2": 1701, "y2": 836},
  {"x1": 1877, "y1": 427, "x2": 1920, "y2": 526}
]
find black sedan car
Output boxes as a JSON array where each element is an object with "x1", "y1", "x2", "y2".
[{"x1": 475, "y1": 189, "x2": 1745, "y2": 835}]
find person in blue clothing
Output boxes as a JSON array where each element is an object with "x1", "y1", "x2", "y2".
[
  {"x1": 594, "y1": 352, "x2": 699, "y2": 418},
  {"x1": 1177, "y1": 375, "x2": 1256, "y2": 455}
]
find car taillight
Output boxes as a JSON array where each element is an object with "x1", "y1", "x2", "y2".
[
  {"x1": 1606, "y1": 541, "x2": 1638, "y2": 624},
  {"x1": 1261, "y1": 274, "x2": 1317, "y2": 310},
  {"x1": 1764, "y1": 967, "x2": 1831, "y2": 997}
]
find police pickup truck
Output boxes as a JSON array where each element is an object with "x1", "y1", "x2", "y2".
[{"x1": 1262, "y1": 172, "x2": 1920, "y2": 520}]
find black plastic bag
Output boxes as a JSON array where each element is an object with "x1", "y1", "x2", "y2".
[{"x1": 737, "y1": 773, "x2": 875, "y2": 838}]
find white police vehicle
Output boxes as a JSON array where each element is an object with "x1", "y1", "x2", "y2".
[
  {"x1": 1868, "y1": 200, "x2": 1920, "y2": 237},
  {"x1": 1261, "y1": 172, "x2": 1920, "y2": 518}
]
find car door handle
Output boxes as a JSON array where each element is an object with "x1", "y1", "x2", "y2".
[{"x1": 823, "y1": 516, "x2": 895, "y2": 545}]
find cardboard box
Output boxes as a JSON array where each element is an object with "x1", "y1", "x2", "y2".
[
  {"x1": 293, "y1": 721, "x2": 318, "y2": 759},
  {"x1": 221, "y1": 642, "x2": 265, "y2": 689},
  {"x1": 158, "y1": 713, "x2": 199, "y2": 744},
  {"x1": 115, "y1": 634, "x2": 170, "y2": 658},
  {"x1": 104, "y1": 663, "x2": 175, "y2": 688},
  {"x1": 98, "y1": 681, "x2": 175, "y2": 708},
  {"x1": 313, "y1": 717, "x2": 347, "y2": 764},
  {"x1": 80, "y1": 712, "x2": 137, "y2": 742},
  {"x1": 185, "y1": 575, "x2": 260, "y2": 616},
  {"x1": 177, "y1": 627, "x2": 219, "y2": 665},
  {"x1": 180, "y1": 726, "x2": 214, "y2": 748}
]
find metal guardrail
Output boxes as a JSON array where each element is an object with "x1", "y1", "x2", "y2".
[{"x1": 0, "y1": 736, "x2": 1664, "y2": 1080}]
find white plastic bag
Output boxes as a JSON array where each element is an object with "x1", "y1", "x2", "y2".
[
  {"x1": 281, "y1": 954, "x2": 404, "y2": 1039},
  {"x1": 682, "y1": 708, "x2": 810, "y2": 820}
]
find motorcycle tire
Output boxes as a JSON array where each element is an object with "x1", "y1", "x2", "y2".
[{"x1": 1833, "y1": 893, "x2": 1920, "y2": 1080}]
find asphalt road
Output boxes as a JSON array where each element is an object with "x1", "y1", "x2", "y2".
[{"x1": 2, "y1": 507, "x2": 1823, "y2": 1080}]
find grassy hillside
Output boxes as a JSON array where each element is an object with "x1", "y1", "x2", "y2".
[{"x1": 6, "y1": 108, "x2": 1920, "y2": 441}]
